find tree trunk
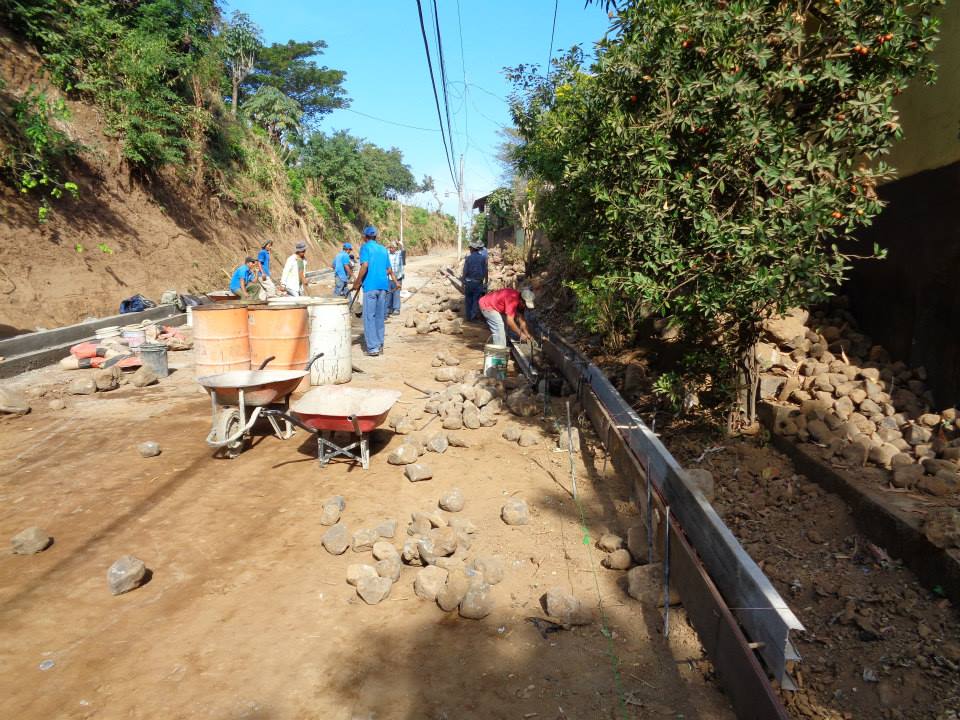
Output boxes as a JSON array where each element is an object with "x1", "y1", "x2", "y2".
[
  {"x1": 231, "y1": 78, "x2": 238, "y2": 117},
  {"x1": 732, "y1": 343, "x2": 759, "y2": 431}
]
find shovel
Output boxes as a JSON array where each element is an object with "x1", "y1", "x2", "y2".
[{"x1": 349, "y1": 288, "x2": 362, "y2": 317}]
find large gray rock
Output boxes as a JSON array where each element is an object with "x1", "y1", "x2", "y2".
[
  {"x1": 439, "y1": 487, "x2": 465, "y2": 513},
  {"x1": 319, "y1": 503, "x2": 341, "y2": 526},
  {"x1": 387, "y1": 443, "x2": 419, "y2": 465},
  {"x1": 352, "y1": 528, "x2": 380, "y2": 552},
  {"x1": 130, "y1": 366, "x2": 159, "y2": 388},
  {"x1": 543, "y1": 587, "x2": 592, "y2": 626},
  {"x1": 459, "y1": 581, "x2": 493, "y2": 619},
  {"x1": 376, "y1": 555, "x2": 402, "y2": 582},
  {"x1": 763, "y1": 308, "x2": 809, "y2": 345},
  {"x1": 404, "y1": 463, "x2": 433, "y2": 482},
  {"x1": 626, "y1": 524, "x2": 656, "y2": 564},
  {"x1": 435, "y1": 367, "x2": 465, "y2": 383},
  {"x1": 501, "y1": 422, "x2": 522, "y2": 442},
  {"x1": 518, "y1": 429, "x2": 540, "y2": 448},
  {"x1": 68, "y1": 377, "x2": 97, "y2": 396},
  {"x1": 501, "y1": 498, "x2": 530, "y2": 526},
  {"x1": 924, "y1": 509, "x2": 960, "y2": 549},
  {"x1": 137, "y1": 441, "x2": 161, "y2": 458},
  {"x1": 322, "y1": 524, "x2": 351, "y2": 555},
  {"x1": 904, "y1": 424, "x2": 933, "y2": 446},
  {"x1": 11, "y1": 527, "x2": 52, "y2": 555},
  {"x1": 462, "y1": 406, "x2": 481, "y2": 429},
  {"x1": 601, "y1": 549, "x2": 632, "y2": 570},
  {"x1": 506, "y1": 389, "x2": 539, "y2": 417},
  {"x1": 426, "y1": 433, "x2": 449, "y2": 454},
  {"x1": 437, "y1": 570, "x2": 471, "y2": 611},
  {"x1": 94, "y1": 368, "x2": 120, "y2": 392},
  {"x1": 470, "y1": 555, "x2": 505, "y2": 585},
  {"x1": 417, "y1": 527, "x2": 458, "y2": 565},
  {"x1": 324, "y1": 495, "x2": 347, "y2": 511},
  {"x1": 627, "y1": 563, "x2": 680, "y2": 606},
  {"x1": 372, "y1": 541, "x2": 399, "y2": 561},
  {"x1": 107, "y1": 555, "x2": 147, "y2": 595},
  {"x1": 0, "y1": 386, "x2": 31, "y2": 414},
  {"x1": 597, "y1": 533, "x2": 624, "y2": 553},
  {"x1": 346, "y1": 563, "x2": 378, "y2": 586},
  {"x1": 441, "y1": 414, "x2": 463, "y2": 431},
  {"x1": 414, "y1": 566, "x2": 449, "y2": 601},
  {"x1": 446, "y1": 433, "x2": 474, "y2": 448},
  {"x1": 356, "y1": 576, "x2": 392, "y2": 605}
]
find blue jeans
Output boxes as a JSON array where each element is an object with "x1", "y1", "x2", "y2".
[
  {"x1": 464, "y1": 279, "x2": 485, "y2": 321},
  {"x1": 334, "y1": 276, "x2": 350, "y2": 297},
  {"x1": 362, "y1": 289, "x2": 388, "y2": 352},
  {"x1": 387, "y1": 282, "x2": 402, "y2": 314},
  {"x1": 481, "y1": 308, "x2": 507, "y2": 347}
]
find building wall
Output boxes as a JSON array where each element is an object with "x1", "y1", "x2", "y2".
[{"x1": 845, "y1": 4, "x2": 960, "y2": 408}]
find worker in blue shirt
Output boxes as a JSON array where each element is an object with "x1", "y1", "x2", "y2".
[
  {"x1": 352, "y1": 226, "x2": 399, "y2": 356},
  {"x1": 462, "y1": 241, "x2": 488, "y2": 321},
  {"x1": 229, "y1": 257, "x2": 261, "y2": 300},
  {"x1": 257, "y1": 240, "x2": 278, "y2": 297},
  {"x1": 331, "y1": 242, "x2": 353, "y2": 297}
]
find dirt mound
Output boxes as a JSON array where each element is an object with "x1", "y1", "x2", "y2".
[{"x1": 0, "y1": 29, "x2": 315, "y2": 336}]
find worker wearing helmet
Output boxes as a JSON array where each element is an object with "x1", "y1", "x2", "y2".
[
  {"x1": 478, "y1": 286, "x2": 535, "y2": 347},
  {"x1": 332, "y1": 242, "x2": 354, "y2": 297},
  {"x1": 352, "y1": 225, "x2": 399, "y2": 356}
]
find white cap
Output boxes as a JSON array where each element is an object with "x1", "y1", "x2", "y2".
[{"x1": 520, "y1": 288, "x2": 535, "y2": 309}]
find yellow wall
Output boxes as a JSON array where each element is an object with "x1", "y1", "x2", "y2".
[{"x1": 886, "y1": 4, "x2": 960, "y2": 179}]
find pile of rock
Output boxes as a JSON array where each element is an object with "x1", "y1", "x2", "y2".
[
  {"x1": 482, "y1": 247, "x2": 527, "y2": 292},
  {"x1": 406, "y1": 493, "x2": 501, "y2": 619},
  {"x1": 405, "y1": 284, "x2": 464, "y2": 335},
  {"x1": 760, "y1": 307, "x2": 960, "y2": 498}
]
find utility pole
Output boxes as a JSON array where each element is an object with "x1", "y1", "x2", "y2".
[{"x1": 456, "y1": 154, "x2": 464, "y2": 261}]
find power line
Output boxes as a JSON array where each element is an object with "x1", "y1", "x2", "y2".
[
  {"x1": 455, "y1": 0, "x2": 469, "y2": 153},
  {"x1": 415, "y1": 0, "x2": 458, "y2": 188},
  {"x1": 432, "y1": 0, "x2": 459, "y2": 178},
  {"x1": 343, "y1": 108, "x2": 440, "y2": 133},
  {"x1": 546, "y1": 0, "x2": 559, "y2": 76}
]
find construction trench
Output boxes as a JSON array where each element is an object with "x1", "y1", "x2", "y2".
[{"x1": 0, "y1": 251, "x2": 957, "y2": 720}]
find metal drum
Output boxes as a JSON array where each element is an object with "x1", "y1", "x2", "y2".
[{"x1": 192, "y1": 304, "x2": 251, "y2": 376}]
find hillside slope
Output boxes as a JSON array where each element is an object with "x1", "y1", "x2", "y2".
[{"x1": 0, "y1": 28, "x2": 314, "y2": 335}]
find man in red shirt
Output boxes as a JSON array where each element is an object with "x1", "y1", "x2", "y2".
[{"x1": 478, "y1": 287, "x2": 535, "y2": 347}]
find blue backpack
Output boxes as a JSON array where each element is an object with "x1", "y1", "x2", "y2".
[{"x1": 119, "y1": 294, "x2": 156, "y2": 314}]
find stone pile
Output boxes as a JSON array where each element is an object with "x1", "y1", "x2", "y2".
[
  {"x1": 403, "y1": 490, "x2": 500, "y2": 620},
  {"x1": 760, "y1": 307, "x2": 960, "y2": 498},
  {"x1": 406, "y1": 284, "x2": 465, "y2": 335},
  {"x1": 481, "y1": 246, "x2": 527, "y2": 292}
]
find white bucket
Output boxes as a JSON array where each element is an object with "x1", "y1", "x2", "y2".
[
  {"x1": 122, "y1": 325, "x2": 146, "y2": 348},
  {"x1": 186, "y1": 306, "x2": 193, "y2": 328},
  {"x1": 483, "y1": 343, "x2": 509, "y2": 380},
  {"x1": 306, "y1": 298, "x2": 352, "y2": 385}
]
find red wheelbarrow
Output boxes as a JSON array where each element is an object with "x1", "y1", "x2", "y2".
[{"x1": 264, "y1": 386, "x2": 400, "y2": 469}]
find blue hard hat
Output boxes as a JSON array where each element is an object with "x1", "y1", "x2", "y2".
[
  {"x1": 343, "y1": 242, "x2": 353, "y2": 250},
  {"x1": 363, "y1": 225, "x2": 378, "y2": 238}
]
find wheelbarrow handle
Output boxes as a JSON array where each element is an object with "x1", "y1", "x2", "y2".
[
  {"x1": 304, "y1": 352, "x2": 325, "y2": 371},
  {"x1": 257, "y1": 356, "x2": 276, "y2": 370}
]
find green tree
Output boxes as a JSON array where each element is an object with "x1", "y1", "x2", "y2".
[
  {"x1": 243, "y1": 85, "x2": 303, "y2": 144},
  {"x1": 511, "y1": 0, "x2": 943, "y2": 425},
  {"x1": 243, "y1": 40, "x2": 348, "y2": 128},
  {"x1": 223, "y1": 11, "x2": 262, "y2": 117}
]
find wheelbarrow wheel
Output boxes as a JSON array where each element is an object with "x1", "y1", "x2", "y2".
[{"x1": 217, "y1": 408, "x2": 246, "y2": 459}]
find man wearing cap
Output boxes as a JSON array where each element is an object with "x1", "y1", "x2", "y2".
[
  {"x1": 352, "y1": 225, "x2": 399, "y2": 356},
  {"x1": 461, "y1": 241, "x2": 488, "y2": 321},
  {"x1": 230, "y1": 256, "x2": 262, "y2": 300},
  {"x1": 478, "y1": 286, "x2": 535, "y2": 347},
  {"x1": 332, "y1": 242, "x2": 353, "y2": 297},
  {"x1": 387, "y1": 240, "x2": 405, "y2": 316},
  {"x1": 281, "y1": 241, "x2": 308, "y2": 296}
]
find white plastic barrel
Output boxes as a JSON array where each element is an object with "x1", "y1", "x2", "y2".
[{"x1": 306, "y1": 298, "x2": 352, "y2": 385}]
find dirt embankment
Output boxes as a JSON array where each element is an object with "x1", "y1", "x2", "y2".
[{"x1": 0, "y1": 29, "x2": 314, "y2": 336}]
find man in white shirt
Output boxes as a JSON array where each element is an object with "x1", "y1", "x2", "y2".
[{"x1": 281, "y1": 242, "x2": 308, "y2": 296}]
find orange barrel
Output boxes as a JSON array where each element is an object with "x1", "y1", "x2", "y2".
[
  {"x1": 247, "y1": 305, "x2": 309, "y2": 373},
  {"x1": 193, "y1": 305, "x2": 251, "y2": 377}
]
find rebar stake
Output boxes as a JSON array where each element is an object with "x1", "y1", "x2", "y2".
[{"x1": 566, "y1": 400, "x2": 578, "y2": 500}]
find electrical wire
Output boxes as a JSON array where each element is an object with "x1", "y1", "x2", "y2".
[
  {"x1": 415, "y1": 0, "x2": 458, "y2": 189},
  {"x1": 546, "y1": 0, "x2": 559, "y2": 76},
  {"x1": 432, "y1": 0, "x2": 459, "y2": 184},
  {"x1": 455, "y1": 0, "x2": 469, "y2": 153},
  {"x1": 343, "y1": 108, "x2": 440, "y2": 133}
]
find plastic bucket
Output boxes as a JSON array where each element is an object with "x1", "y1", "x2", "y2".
[
  {"x1": 248, "y1": 305, "x2": 309, "y2": 373},
  {"x1": 122, "y1": 325, "x2": 146, "y2": 348},
  {"x1": 139, "y1": 342, "x2": 169, "y2": 378},
  {"x1": 185, "y1": 306, "x2": 193, "y2": 328},
  {"x1": 483, "y1": 343, "x2": 509, "y2": 380},
  {"x1": 192, "y1": 304, "x2": 251, "y2": 376},
  {"x1": 305, "y1": 298, "x2": 352, "y2": 385}
]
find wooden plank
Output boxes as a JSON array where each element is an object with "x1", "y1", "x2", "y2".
[{"x1": 541, "y1": 332, "x2": 803, "y2": 686}]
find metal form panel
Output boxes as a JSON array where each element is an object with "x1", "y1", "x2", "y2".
[{"x1": 540, "y1": 331, "x2": 803, "y2": 689}]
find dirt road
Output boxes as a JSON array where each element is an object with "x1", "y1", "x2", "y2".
[{"x1": 0, "y1": 253, "x2": 734, "y2": 719}]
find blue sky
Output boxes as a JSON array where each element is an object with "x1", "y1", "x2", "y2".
[{"x1": 221, "y1": 0, "x2": 612, "y2": 216}]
